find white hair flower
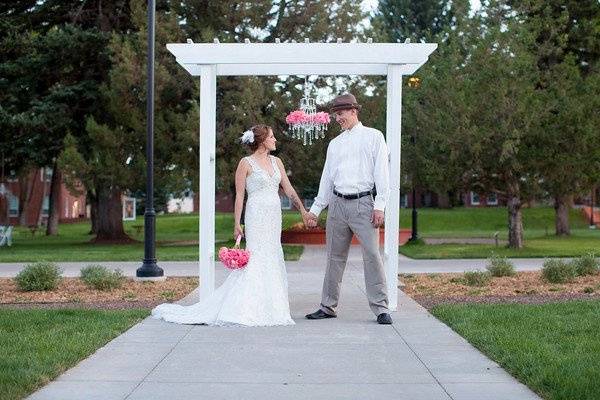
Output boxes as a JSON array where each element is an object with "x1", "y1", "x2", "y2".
[{"x1": 240, "y1": 129, "x2": 255, "y2": 144}]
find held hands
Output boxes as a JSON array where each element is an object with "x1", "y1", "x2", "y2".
[
  {"x1": 303, "y1": 212, "x2": 318, "y2": 228},
  {"x1": 371, "y1": 210, "x2": 384, "y2": 228}
]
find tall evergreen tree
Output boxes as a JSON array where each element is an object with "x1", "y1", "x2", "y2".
[
  {"x1": 59, "y1": 0, "x2": 198, "y2": 242},
  {"x1": 373, "y1": 0, "x2": 454, "y2": 43},
  {"x1": 514, "y1": 0, "x2": 600, "y2": 235}
]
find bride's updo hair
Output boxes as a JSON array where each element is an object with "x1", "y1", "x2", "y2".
[{"x1": 247, "y1": 124, "x2": 272, "y2": 152}]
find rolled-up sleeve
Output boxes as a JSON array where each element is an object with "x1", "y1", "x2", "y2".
[
  {"x1": 309, "y1": 144, "x2": 333, "y2": 217},
  {"x1": 373, "y1": 131, "x2": 389, "y2": 212}
]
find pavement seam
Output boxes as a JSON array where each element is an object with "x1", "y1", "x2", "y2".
[
  {"x1": 122, "y1": 321, "x2": 194, "y2": 400},
  {"x1": 390, "y1": 323, "x2": 455, "y2": 400},
  {"x1": 345, "y1": 265, "x2": 455, "y2": 400}
]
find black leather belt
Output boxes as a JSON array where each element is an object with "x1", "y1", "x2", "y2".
[{"x1": 333, "y1": 188, "x2": 376, "y2": 200}]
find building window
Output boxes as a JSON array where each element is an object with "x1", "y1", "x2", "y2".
[
  {"x1": 7, "y1": 170, "x2": 17, "y2": 182},
  {"x1": 72, "y1": 200, "x2": 80, "y2": 218},
  {"x1": 41, "y1": 167, "x2": 53, "y2": 182},
  {"x1": 422, "y1": 192, "x2": 432, "y2": 207},
  {"x1": 280, "y1": 196, "x2": 292, "y2": 210},
  {"x1": 470, "y1": 191, "x2": 480, "y2": 206},
  {"x1": 400, "y1": 194, "x2": 407, "y2": 208},
  {"x1": 42, "y1": 195, "x2": 50, "y2": 216},
  {"x1": 487, "y1": 192, "x2": 498, "y2": 206},
  {"x1": 9, "y1": 194, "x2": 19, "y2": 217}
]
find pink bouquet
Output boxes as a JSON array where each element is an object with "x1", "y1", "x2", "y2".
[{"x1": 218, "y1": 235, "x2": 250, "y2": 270}]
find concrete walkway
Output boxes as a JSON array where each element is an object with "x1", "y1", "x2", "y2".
[
  {"x1": 0, "y1": 245, "x2": 557, "y2": 277},
  {"x1": 27, "y1": 256, "x2": 540, "y2": 400}
]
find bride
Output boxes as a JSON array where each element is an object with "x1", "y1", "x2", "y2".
[{"x1": 152, "y1": 124, "x2": 308, "y2": 326}]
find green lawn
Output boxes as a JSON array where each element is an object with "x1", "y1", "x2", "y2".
[
  {"x1": 399, "y1": 206, "x2": 593, "y2": 239},
  {"x1": 0, "y1": 308, "x2": 148, "y2": 400},
  {"x1": 0, "y1": 213, "x2": 304, "y2": 262},
  {"x1": 399, "y1": 206, "x2": 600, "y2": 259},
  {"x1": 400, "y1": 235, "x2": 600, "y2": 259},
  {"x1": 432, "y1": 300, "x2": 600, "y2": 400},
  {"x1": 1, "y1": 207, "x2": 598, "y2": 261}
]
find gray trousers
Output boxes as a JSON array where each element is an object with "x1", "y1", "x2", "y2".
[{"x1": 319, "y1": 194, "x2": 389, "y2": 316}]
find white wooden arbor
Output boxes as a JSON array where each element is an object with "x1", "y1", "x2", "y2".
[{"x1": 166, "y1": 41, "x2": 437, "y2": 310}]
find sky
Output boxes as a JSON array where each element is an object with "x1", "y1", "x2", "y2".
[{"x1": 361, "y1": 0, "x2": 482, "y2": 15}]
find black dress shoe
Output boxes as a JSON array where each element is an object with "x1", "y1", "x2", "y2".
[
  {"x1": 377, "y1": 313, "x2": 393, "y2": 325},
  {"x1": 305, "y1": 309, "x2": 336, "y2": 319}
]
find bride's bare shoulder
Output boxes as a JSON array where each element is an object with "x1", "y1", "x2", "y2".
[{"x1": 236, "y1": 157, "x2": 251, "y2": 172}]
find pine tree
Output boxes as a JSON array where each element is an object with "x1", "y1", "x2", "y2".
[{"x1": 60, "y1": 0, "x2": 198, "y2": 242}]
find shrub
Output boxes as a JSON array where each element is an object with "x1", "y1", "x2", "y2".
[
  {"x1": 541, "y1": 259, "x2": 577, "y2": 284},
  {"x1": 160, "y1": 290, "x2": 176, "y2": 302},
  {"x1": 571, "y1": 253, "x2": 600, "y2": 277},
  {"x1": 463, "y1": 270, "x2": 492, "y2": 287},
  {"x1": 15, "y1": 262, "x2": 62, "y2": 292},
  {"x1": 80, "y1": 265, "x2": 125, "y2": 291},
  {"x1": 486, "y1": 254, "x2": 516, "y2": 277}
]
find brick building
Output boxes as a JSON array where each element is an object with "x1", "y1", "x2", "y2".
[{"x1": 0, "y1": 168, "x2": 87, "y2": 226}]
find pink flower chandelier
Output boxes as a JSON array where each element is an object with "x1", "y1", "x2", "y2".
[{"x1": 285, "y1": 77, "x2": 330, "y2": 145}]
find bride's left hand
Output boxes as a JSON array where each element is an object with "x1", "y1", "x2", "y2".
[{"x1": 234, "y1": 224, "x2": 244, "y2": 239}]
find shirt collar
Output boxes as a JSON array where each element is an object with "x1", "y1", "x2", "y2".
[{"x1": 344, "y1": 121, "x2": 363, "y2": 135}]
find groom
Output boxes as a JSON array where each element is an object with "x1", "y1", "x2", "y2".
[{"x1": 303, "y1": 93, "x2": 392, "y2": 325}]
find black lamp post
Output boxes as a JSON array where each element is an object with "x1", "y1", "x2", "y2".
[
  {"x1": 410, "y1": 136, "x2": 418, "y2": 242},
  {"x1": 407, "y1": 76, "x2": 421, "y2": 242},
  {"x1": 137, "y1": 0, "x2": 163, "y2": 279}
]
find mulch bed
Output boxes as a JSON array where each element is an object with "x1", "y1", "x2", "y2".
[
  {"x1": 401, "y1": 271, "x2": 600, "y2": 309},
  {"x1": 0, "y1": 277, "x2": 198, "y2": 310}
]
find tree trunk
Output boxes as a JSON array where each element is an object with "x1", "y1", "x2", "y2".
[
  {"x1": 437, "y1": 191, "x2": 451, "y2": 208},
  {"x1": 18, "y1": 170, "x2": 35, "y2": 226},
  {"x1": 36, "y1": 168, "x2": 48, "y2": 228},
  {"x1": 88, "y1": 190, "x2": 98, "y2": 235},
  {"x1": 46, "y1": 164, "x2": 62, "y2": 235},
  {"x1": 92, "y1": 186, "x2": 135, "y2": 243},
  {"x1": 507, "y1": 191, "x2": 524, "y2": 249},
  {"x1": 554, "y1": 194, "x2": 571, "y2": 236},
  {"x1": 0, "y1": 195, "x2": 8, "y2": 225}
]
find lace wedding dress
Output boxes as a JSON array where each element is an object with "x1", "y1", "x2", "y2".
[{"x1": 152, "y1": 155, "x2": 294, "y2": 326}]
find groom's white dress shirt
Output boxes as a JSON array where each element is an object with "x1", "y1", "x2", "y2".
[{"x1": 309, "y1": 122, "x2": 390, "y2": 217}]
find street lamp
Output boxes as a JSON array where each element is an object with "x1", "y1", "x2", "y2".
[
  {"x1": 136, "y1": 0, "x2": 164, "y2": 280},
  {"x1": 407, "y1": 76, "x2": 421, "y2": 242}
]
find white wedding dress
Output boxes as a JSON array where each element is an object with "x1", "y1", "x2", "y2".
[{"x1": 152, "y1": 155, "x2": 295, "y2": 326}]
